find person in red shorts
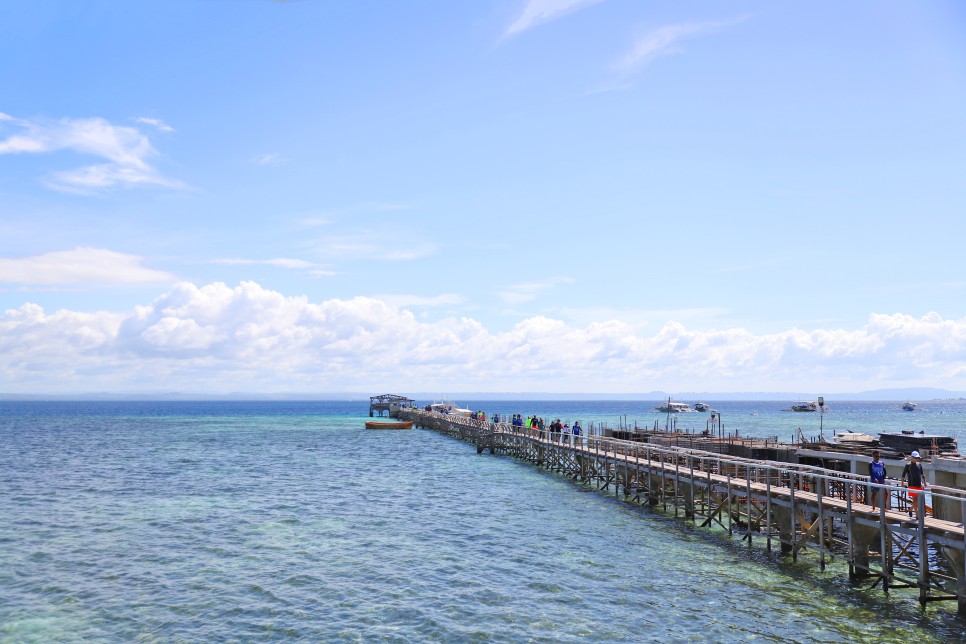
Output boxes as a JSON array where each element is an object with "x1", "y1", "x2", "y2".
[{"x1": 901, "y1": 451, "x2": 926, "y2": 519}]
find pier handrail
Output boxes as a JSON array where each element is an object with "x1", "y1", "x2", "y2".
[
  {"x1": 408, "y1": 408, "x2": 966, "y2": 613},
  {"x1": 416, "y1": 410, "x2": 966, "y2": 507}
]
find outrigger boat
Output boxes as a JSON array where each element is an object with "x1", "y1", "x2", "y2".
[
  {"x1": 654, "y1": 401, "x2": 694, "y2": 413},
  {"x1": 425, "y1": 398, "x2": 474, "y2": 417}
]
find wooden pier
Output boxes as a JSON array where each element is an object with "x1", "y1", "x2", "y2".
[
  {"x1": 368, "y1": 393, "x2": 414, "y2": 417},
  {"x1": 399, "y1": 409, "x2": 966, "y2": 614}
]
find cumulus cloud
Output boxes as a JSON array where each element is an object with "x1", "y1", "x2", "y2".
[
  {"x1": 1, "y1": 281, "x2": 965, "y2": 393},
  {"x1": 506, "y1": 0, "x2": 605, "y2": 36},
  {"x1": 0, "y1": 248, "x2": 175, "y2": 286},
  {"x1": 0, "y1": 113, "x2": 184, "y2": 193}
]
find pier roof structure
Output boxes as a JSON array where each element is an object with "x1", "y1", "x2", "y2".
[{"x1": 369, "y1": 393, "x2": 415, "y2": 417}]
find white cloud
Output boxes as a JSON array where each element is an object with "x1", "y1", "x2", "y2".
[
  {"x1": 0, "y1": 113, "x2": 184, "y2": 193},
  {"x1": 209, "y1": 257, "x2": 340, "y2": 278},
  {"x1": 375, "y1": 293, "x2": 466, "y2": 309},
  {"x1": 299, "y1": 202, "x2": 416, "y2": 222},
  {"x1": 506, "y1": 0, "x2": 605, "y2": 36},
  {"x1": 611, "y1": 17, "x2": 749, "y2": 79},
  {"x1": 296, "y1": 216, "x2": 333, "y2": 227},
  {"x1": 552, "y1": 305, "x2": 727, "y2": 330},
  {"x1": 4, "y1": 281, "x2": 964, "y2": 393},
  {"x1": 0, "y1": 248, "x2": 175, "y2": 286},
  {"x1": 211, "y1": 257, "x2": 317, "y2": 269},
  {"x1": 495, "y1": 276, "x2": 575, "y2": 304},
  {"x1": 311, "y1": 231, "x2": 437, "y2": 261},
  {"x1": 132, "y1": 117, "x2": 174, "y2": 132},
  {"x1": 251, "y1": 152, "x2": 286, "y2": 166}
]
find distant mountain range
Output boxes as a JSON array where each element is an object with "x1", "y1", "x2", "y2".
[{"x1": 2, "y1": 388, "x2": 964, "y2": 402}]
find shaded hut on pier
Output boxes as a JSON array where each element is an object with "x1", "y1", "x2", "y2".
[{"x1": 369, "y1": 394, "x2": 415, "y2": 417}]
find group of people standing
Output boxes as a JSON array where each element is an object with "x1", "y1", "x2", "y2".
[
  {"x1": 502, "y1": 414, "x2": 583, "y2": 444},
  {"x1": 868, "y1": 449, "x2": 926, "y2": 518},
  {"x1": 548, "y1": 418, "x2": 581, "y2": 443}
]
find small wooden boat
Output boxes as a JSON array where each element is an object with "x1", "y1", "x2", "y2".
[{"x1": 365, "y1": 420, "x2": 413, "y2": 430}]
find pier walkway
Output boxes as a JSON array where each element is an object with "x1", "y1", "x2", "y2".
[{"x1": 400, "y1": 409, "x2": 966, "y2": 614}]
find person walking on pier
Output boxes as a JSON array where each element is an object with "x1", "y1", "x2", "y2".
[
  {"x1": 901, "y1": 451, "x2": 926, "y2": 519},
  {"x1": 868, "y1": 450, "x2": 888, "y2": 511},
  {"x1": 573, "y1": 421, "x2": 582, "y2": 447},
  {"x1": 554, "y1": 419, "x2": 564, "y2": 443}
]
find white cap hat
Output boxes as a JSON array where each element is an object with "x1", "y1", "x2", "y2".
[{"x1": 911, "y1": 451, "x2": 920, "y2": 458}]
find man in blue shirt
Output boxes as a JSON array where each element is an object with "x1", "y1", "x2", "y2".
[{"x1": 868, "y1": 450, "x2": 887, "y2": 511}]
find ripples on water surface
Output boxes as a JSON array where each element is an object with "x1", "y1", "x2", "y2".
[{"x1": 1, "y1": 400, "x2": 965, "y2": 642}]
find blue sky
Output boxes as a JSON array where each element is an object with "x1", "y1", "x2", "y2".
[{"x1": 1, "y1": 0, "x2": 965, "y2": 395}]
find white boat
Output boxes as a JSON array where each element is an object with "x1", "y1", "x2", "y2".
[
  {"x1": 789, "y1": 401, "x2": 818, "y2": 412},
  {"x1": 832, "y1": 432, "x2": 877, "y2": 445},
  {"x1": 694, "y1": 402, "x2": 711, "y2": 412},
  {"x1": 427, "y1": 399, "x2": 474, "y2": 417},
  {"x1": 654, "y1": 401, "x2": 694, "y2": 413},
  {"x1": 902, "y1": 402, "x2": 918, "y2": 411}
]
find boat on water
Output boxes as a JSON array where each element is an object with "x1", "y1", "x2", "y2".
[
  {"x1": 789, "y1": 401, "x2": 819, "y2": 412},
  {"x1": 902, "y1": 402, "x2": 918, "y2": 411},
  {"x1": 365, "y1": 420, "x2": 414, "y2": 430},
  {"x1": 694, "y1": 402, "x2": 711, "y2": 412},
  {"x1": 425, "y1": 399, "x2": 474, "y2": 417},
  {"x1": 654, "y1": 401, "x2": 695, "y2": 413}
]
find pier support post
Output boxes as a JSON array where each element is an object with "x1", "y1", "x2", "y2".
[
  {"x1": 646, "y1": 473, "x2": 662, "y2": 507},
  {"x1": 770, "y1": 506, "x2": 794, "y2": 554},
  {"x1": 619, "y1": 466, "x2": 631, "y2": 497},
  {"x1": 940, "y1": 547, "x2": 966, "y2": 615},
  {"x1": 848, "y1": 521, "x2": 880, "y2": 578},
  {"x1": 679, "y1": 481, "x2": 695, "y2": 518}
]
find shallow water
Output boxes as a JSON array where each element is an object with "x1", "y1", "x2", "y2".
[{"x1": 1, "y1": 401, "x2": 964, "y2": 642}]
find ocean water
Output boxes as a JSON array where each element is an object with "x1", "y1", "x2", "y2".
[{"x1": 1, "y1": 400, "x2": 965, "y2": 642}]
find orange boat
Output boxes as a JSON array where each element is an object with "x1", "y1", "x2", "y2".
[{"x1": 365, "y1": 420, "x2": 413, "y2": 430}]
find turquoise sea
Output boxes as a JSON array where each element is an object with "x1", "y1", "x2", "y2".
[{"x1": 2, "y1": 400, "x2": 966, "y2": 642}]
